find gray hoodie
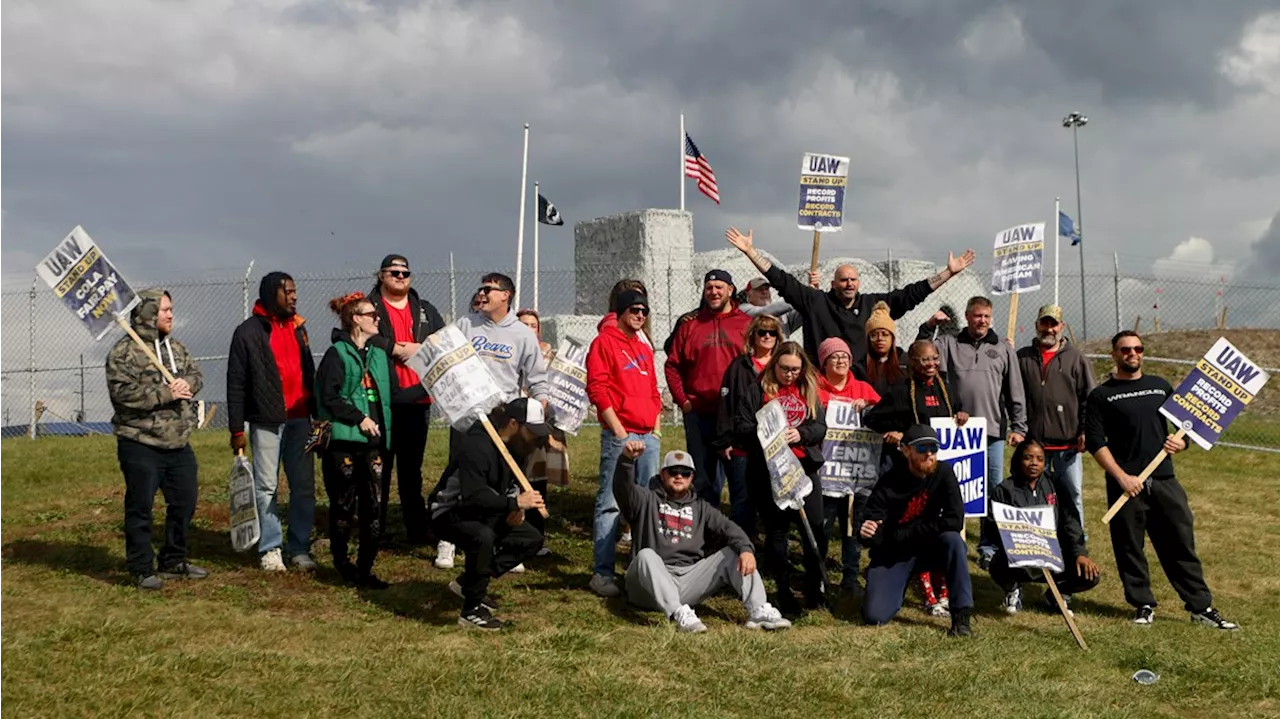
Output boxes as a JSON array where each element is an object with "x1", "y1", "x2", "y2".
[
  {"x1": 455, "y1": 310, "x2": 550, "y2": 401},
  {"x1": 741, "y1": 299, "x2": 802, "y2": 338}
]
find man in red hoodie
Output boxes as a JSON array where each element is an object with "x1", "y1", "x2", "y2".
[
  {"x1": 227, "y1": 272, "x2": 317, "y2": 573},
  {"x1": 664, "y1": 270, "x2": 751, "y2": 508},
  {"x1": 586, "y1": 289, "x2": 663, "y2": 598}
]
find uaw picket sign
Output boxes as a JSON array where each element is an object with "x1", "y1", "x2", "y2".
[
  {"x1": 36, "y1": 226, "x2": 140, "y2": 340},
  {"x1": 406, "y1": 326, "x2": 506, "y2": 431},
  {"x1": 992, "y1": 501, "x2": 1064, "y2": 573},
  {"x1": 1158, "y1": 337, "x2": 1271, "y2": 450},
  {"x1": 797, "y1": 152, "x2": 850, "y2": 232},
  {"x1": 990, "y1": 222, "x2": 1044, "y2": 296},
  {"x1": 820, "y1": 399, "x2": 881, "y2": 498},
  {"x1": 545, "y1": 338, "x2": 590, "y2": 435},
  {"x1": 756, "y1": 399, "x2": 812, "y2": 511},
  {"x1": 228, "y1": 453, "x2": 260, "y2": 552},
  {"x1": 931, "y1": 417, "x2": 989, "y2": 517}
]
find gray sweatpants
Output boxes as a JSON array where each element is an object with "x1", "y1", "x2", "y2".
[{"x1": 625, "y1": 547, "x2": 767, "y2": 616}]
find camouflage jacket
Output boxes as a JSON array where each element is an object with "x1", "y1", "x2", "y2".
[{"x1": 106, "y1": 289, "x2": 204, "y2": 449}]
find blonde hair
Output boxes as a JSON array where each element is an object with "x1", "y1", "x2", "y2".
[
  {"x1": 761, "y1": 342, "x2": 821, "y2": 419},
  {"x1": 742, "y1": 314, "x2": 783, "y2": 356}
]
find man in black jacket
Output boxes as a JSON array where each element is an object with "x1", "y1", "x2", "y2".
[
  {"x1": 367, "y1": 254, "x2": 446, "y2": 544},
  {"x1": 227, "y1": 272, "x2": 317, "y2": 573},
  {"x1": 428, "y1": 399, "x2": 548, "y2": 631},
  {"x1": 860, "y1": 424, "x2": 973, "y2": 636},
  {"x1": 726, "y1": 226, "x2": 976, "y2": 361}
]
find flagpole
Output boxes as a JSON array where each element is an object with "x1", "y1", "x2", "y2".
[
  {"x1": 1054, "y1": 196, "x2": 1061, "y2": 306},
  {"x1": 515, "y1": 123, "x2": 530, "y2": 305},
  {"x1": 449, "y1": 252, "x2": 457, "y2": 323},
  {"x1": 679, "y1": 113, "x2": 686, "y2": 212},
  {"x1": 533, "y1": 180, "x2": 540, "y2": 312}
]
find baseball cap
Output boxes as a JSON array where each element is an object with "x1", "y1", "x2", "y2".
[
  {"x1": 1037, "y1": 304, "x2": 1063, "y2": 322},
  {"x1": 902, "y1": 424, "x2": 939, "y2": 450},
  {"x1": 747, "y1": 277, "x2": 771, "y2": 291},
  {"x1": 704, "y1": 269, "x2": 734, "y2": 287},
  {"x1": 505, "y1": 397, "x2": 551, "y2": 437},
  {"x1": 380, "y1": 254, "x2": 409, "y2": 270},
  {"x1": 661, "y1": 450, "x2": 696, "y2": 472}
]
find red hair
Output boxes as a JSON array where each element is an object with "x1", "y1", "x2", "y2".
[{"x1": 329, "y1": 291, "x2": 371, "y2": 331}]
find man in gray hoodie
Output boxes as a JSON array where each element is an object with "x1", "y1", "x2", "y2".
[{"x1": 613, "y1": 442, "x2": 791, "y2": 632}]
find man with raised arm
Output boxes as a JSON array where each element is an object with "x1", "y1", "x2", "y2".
[{"x1": 725, "y1": 227, "x2": 976, "y2": 362}]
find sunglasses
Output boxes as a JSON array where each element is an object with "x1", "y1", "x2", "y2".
[
  {"x1": 666, "y1": 468, "x2": 694, "y2": 478},
  {"x1": 1117, "y1": 345, "x2": 1145, "y2": 355},
  {"x1": 477, "y1": 285, "x2": 507, "y2": 295},
  {"x1": 625, "y1": 306, "x2": 650, "y2": 316},
  {"x1": 383, "y1": 269, "x2": 411, "y2": 279},
  {"x1": 910, "y1": 443, "x2": 939, "y2": 455},
  {"x1": 354, "y1": 310, "x2": 379, "y2": 319},
  {"x1": 755, "y1": 329, "x2": 779, "y2": 338}
]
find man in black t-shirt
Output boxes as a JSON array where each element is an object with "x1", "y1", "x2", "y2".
[{"x1": 1084, "y1": 331, "x2": 1237, "y2": 630}]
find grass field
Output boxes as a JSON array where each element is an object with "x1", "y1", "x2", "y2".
[{"x1": 3, "y1": 427, "x2": 1279, "y2": 718}]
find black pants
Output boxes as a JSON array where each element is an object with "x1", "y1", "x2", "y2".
[
  {"x1": 323, "y1": 443, "x2": 386, "y2": 574},
  {"x1": 751, "y1": 464, "x2": 827, "y2": 599},
  {"x1": 382, "y1": 404, "x2": 430, "y2": 541},
  {"x1": 433, "y1": 512, "x2": 543, "y2": 611},
  {"x1": 117, "y1": 439, "x2": 199, "y2": 577},
  {"x1": 821, "y1": 493, "x2": 868, "y2": 584},
  {"x1": 989, "y1": 552, "x2": 1100, "y2": 596},
  {"x1": 1107, "y1": 475, "x2": 1213, "y2": 612}
]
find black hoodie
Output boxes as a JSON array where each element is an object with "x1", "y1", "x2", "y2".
[
  {"x1": 367, "y1": 285, "x2": 446, "y2": 349},
  {"x1": 863, "y1": 458, "x2": 964, "y2": 562},
  {"x1": 981, "y1": 474, "x2": 1088, "y2": 559}
]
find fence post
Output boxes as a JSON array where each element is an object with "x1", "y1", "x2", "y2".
[
  {"x1": 1113, "y1": 252, "x2": 1121, "y2": 336},
  {"x1": 242, "y1": 260, "x2": 255, "y2": 320},
  {"x1": 28, "y1": 276, "x2": 37, "y2": 439}
]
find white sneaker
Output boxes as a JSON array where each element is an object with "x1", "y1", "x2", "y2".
[
  {"x1": 434, "y1": 541, "x2": 456, "y2": 569},
  {"x1": 672, "y1": 604, "x2": 707, "y2": 633},
  {"x1": 745, "y1": 602, "x2": 792, "y2": 631},
  {"x1": 927, "y1": 601, "x2": 951, "y2": 618},
  {"x1": 620, "y1": 531, "x2": 632, "y2": 544},
  {"x1": 1001, "y1": 587, "x2": 1022, "y2": 615},
  {"x1": 260, "y1": 548, "x2": 286, "y2": 573},
  {"x1": 509, "y1": 563, "x2": 527, "y2": 574}
]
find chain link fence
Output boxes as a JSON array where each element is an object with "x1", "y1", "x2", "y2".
[{"x1": 3, "y1": 259, "x2": 1278, "y2": 450}]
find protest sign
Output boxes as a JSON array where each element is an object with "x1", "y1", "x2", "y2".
[
  {"x1": 990, "y1": 222, "x2": 1045, "y2": 339},
  {"x1": 797, "y1": 152, "x2": 850, "y2": 272},
  {"x1": 931, "y1": 417, "x2": 988, "y2": 518},
  {"x1": 545, "y1": 337, "x2": 590, "y2": 435},
  {"x1": 993, "y1": 500, "x2": 1087, "y2": 650},
  {"x1": 756, "y1": 400, "x2": 822, "y2": 586},
  {"x1": 408, "y1": 326, "x2": 547, "y2": 516},
  {"x1": 820, "y1": 399, "x2": 881, "y2": 498},
  {"x1": 36, "y1": 226, "x2": 141, "y2": 341},
  {"x1": 228, "y1": 452, "x2": 260, "y2": 552},
  {"x1": 1102, "y1": 337, "x2": 1271, "y2": 524}
]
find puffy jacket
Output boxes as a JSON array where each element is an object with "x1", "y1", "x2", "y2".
[
  {"x1": 226, "y1": 303, "x2": 316, "y2": 433},
  {"x1": 1016, "y1": 339, "x2": 1095, "y2": 446},
  {"x1": 664, "y1": 305, "x2": 752, "y2": 415},
  {"x1": 585, "y1": 321, "x2": 661, "y2": 434}
]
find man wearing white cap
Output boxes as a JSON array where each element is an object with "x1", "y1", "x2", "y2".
[{"x1": 612, "y1": 441, "x2": 791, "y2": 633}]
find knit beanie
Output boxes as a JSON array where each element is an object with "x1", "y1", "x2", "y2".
[
  {"x1": 818, "y1": 337, "x2": 852, "y2": 368},
  {"x1": 864, "y1": 301, "x2": 896, "y2": 341}
]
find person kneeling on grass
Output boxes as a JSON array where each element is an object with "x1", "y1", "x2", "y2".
[
  {"x1": 428, "y1": 398, "x2": 548, "y2": 631},
  {"x1": 613, "y1": 442, "x2": 791, "y2": 633},
  {"x1": 980, "y1": 437, "x2": 1101, "y2": 616},
  {"x1": 860, "y1": 424, "x2": 974, "y2": 636}
]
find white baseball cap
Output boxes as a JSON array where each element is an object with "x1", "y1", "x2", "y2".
[{"x1": 661, "y1": 450, "x2": 696, "y2": 472}]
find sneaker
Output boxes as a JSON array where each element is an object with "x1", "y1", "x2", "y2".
[
  {"x1": 839, "y1": 578, "x2": 866, "y2": 599},
  {"x1": 260, "y1": 548, "x2": 286, "y2": 573},
  {"x1": 449, "y1": 579, "x2": 499, "y2": 611},
  {"x1": 434, "y1": 541, "x2": 456, "y2": 569},
  {"x1": 672, "y1": 604, "x2": 707, "y2": 633},
  {"x1": 1133, "y1": 605, "x2": 1155, "y2": 625},
  {"x1": 158, "y1": 562, "x2": 209, "y2": 580},
  {"x1": 289, "y1": 554, "x2": 318, "y2": 572},
  {"x1": 535, "y1": 547, "x2": 553, "y2": 558},
  {"x1": 357, "y1": 573, "x2": 390, "y2": 590},
  {"x1": 977, "y1": 548, "x2": 995, "y2": 571},
  {"x1": 777, "y1": 591, "x2": 805, "y2": 619},
  {"x1": 1043, "y1": 588, "x2": 1074, "y2": 617},
  {"x1": 927, "y1": 601, "x2": 951, "y2": 618},
  {"x1": 509, "y1": 563, "x2": 527, "y2": 574},
  {"x1": 746, "y1": 603, "x2": 792, "y2": 631},
  {"x1": 459, "y1": 605, "x2": 504, "y2": 631},
  {"x1": 1001, "y1": 587, "x2": 1023, "y2": 615},
  {"x1": 135, "y1": 574, "x2": 164, "y2": 590},
  {"x1": 1189, "y1": 607, "x2": 1239, "y2": 631},
  {"x1": 334, "y1": 561, "x2": 360, "y2": 583},
  {"x1": 620, "y1": 531, "x2": 632, "y2": 544},
  {"x1": 589, "y1": 573, "x2": 622, "y2": 598},
  {"x1": 948, "y1": 607, "x2": 973, "y2": 637}
]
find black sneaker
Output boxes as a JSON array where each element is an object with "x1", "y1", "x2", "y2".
[
  {"x1": 334, "y1": 561, "x2": 361, "y2": 584},
  {"x1": 948, "y1": 607, "x2": 973, "y2": 637},
  {"x1": 449, "y1": 579, "x2": 499, "y2": 611},
  {"x1": 777, "y1": 591, "x2": 805, "y2": 619},
  {"x1": 839, "y1": 578, "x2": 866, "y2": 599},
  {"x1": 1189, "y1": 607, "x2": 1239, "y2": 631},
  {"x1": 459, "y1": 605, "x2": 504, "y2": 631},
  {"x1": 158, "y1": 562, "x2": 209, "y2": 580},
  {"x1": 356, "y1": 573, "x2": 390, "y2": 589},
  {"x1": 135, "y1": 574, "x2": 164, "y2": 591},
  {"x1": 1133, "y1": 605, "x2": 1155, "y2": 625}
]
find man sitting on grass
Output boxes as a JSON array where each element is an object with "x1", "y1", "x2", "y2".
[{"x1": 612, "y1": 441, "x2": 790, "y2": 633}]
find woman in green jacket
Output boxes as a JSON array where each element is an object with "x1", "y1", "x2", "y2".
[{"x1": 316, "y1": 292, "x2": 427, "y2": 588}]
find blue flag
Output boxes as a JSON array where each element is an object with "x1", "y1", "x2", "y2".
[{"x1": 1059, "y1": 210, "x2": 1081, "y2": 246}]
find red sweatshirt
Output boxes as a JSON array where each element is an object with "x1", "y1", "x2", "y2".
[
  {"x1": 253, "y1": 302, "x2": 311, "y2": 419},
  {"x1": 586, "y1": 322, "x2": 661, "y2": 434},
  {"x1": 819, "y1": 374, "x2": 881, "y2": 408},
  {"x1": 664, "y1": 306, "x2": 751, "y2": 414}
]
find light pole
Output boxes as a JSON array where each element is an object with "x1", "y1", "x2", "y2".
[{"x1": 1063, "y1": 111, "x2": 1088, "y2": 341}]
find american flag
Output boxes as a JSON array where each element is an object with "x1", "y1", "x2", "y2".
[{"x1": 684, "y1": 133, "x2": 720, "y2": 204}]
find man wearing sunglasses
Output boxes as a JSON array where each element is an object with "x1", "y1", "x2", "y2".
[
  {"x1": 367, "y1": 254, "x2": 446, "y2": 545},
  {"x1": 860, "y1": 424, "x2": 973, "y2": 636},
  {"x1": 1084, "y1": 331, "x2": 1237, "y2": 630},
  {"x1": 612, "y1": 443, "x2": 790, "y2": 632}
]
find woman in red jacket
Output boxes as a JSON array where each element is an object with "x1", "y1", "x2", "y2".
[{"x1": 584, "y1": 289, "x2": 662, "y2": 598}]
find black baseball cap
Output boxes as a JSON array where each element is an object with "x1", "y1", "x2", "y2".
[
  {"x1": 506, "y1": 397, "x2": 551, "y2": 437},
  {"x1": 902, "y1": 424, "x2": 939, "y2": 450},
  {"x1": 380, "y1": 254, "x2": 409, "y2": 270},
  {"x1": 704, "y1": 269, "x2": 734, "y2": 286}
]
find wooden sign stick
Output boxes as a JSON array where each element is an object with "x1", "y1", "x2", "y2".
[
  {"x1": 846, "y1": 495, "x2": 855, "y2": 537},
  {"x1": 116, "y1": 315, "x2": 177, "y2": 383},
  {"x1": 809, "y1": 229, "x2": 822, "y2": 274},
  {"x1": 480, "y1": 415, "x2": 550, "y2": 518},
  {"x1": 796, "y1": 506, "x2": 825, "y2": 595},
  {"x1": 1006, "y1": 292, "x2": 1020, "y2": 343},
  {"x1": 1100, "y1": 428, "x2": 1186, "y2": 524},
  {"x1": 1043, "y1": 567, "x2": 1088, "y2": 650}
]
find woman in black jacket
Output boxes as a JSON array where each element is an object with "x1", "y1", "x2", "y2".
[
  {"x1": 714, "y1": 313, "x2": 783, "y2": 538},
  {"x1": 734, "y1": 341, "x2": 828, "y2": 616}
]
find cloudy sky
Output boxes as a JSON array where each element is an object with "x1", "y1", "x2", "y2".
[{"x1": 4, "y1": 0, "x2": 1280, "y2": 287}]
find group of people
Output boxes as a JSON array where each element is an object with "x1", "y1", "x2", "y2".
[{"x1": 105, "y1": 228, "x2": 1238, "y2": 635}]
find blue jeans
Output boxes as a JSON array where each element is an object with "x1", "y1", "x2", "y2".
[
  {"x1": 726, "y1": 454, "x2": 757, "y2": 537},
  {"x1": 251, "y1": 418, "x2": 316, "y2": 557},
  {"x1": 1046, "y1": 448, "x2": 1086, "y2": 538},
  {"x1": 593, "y1": 432, "x2": 661, "y2": 578},
  {"x1": 986, "y1": 438, "x2": 1006, "y2": 496},
  {"x1": 864, "y1": 531, "x2": 973, "y2": 625},
  {"x1": 683, "y1": 412, "x2": 724, "y2": 506}
]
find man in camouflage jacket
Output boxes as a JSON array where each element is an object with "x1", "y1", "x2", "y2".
[{"x1": 106, "y1": 288, "x2": 208, "y2": 589}]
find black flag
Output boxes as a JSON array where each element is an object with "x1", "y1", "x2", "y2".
[{"x1": 537, "y1": 194, "x2": 564, "y2": 226}]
